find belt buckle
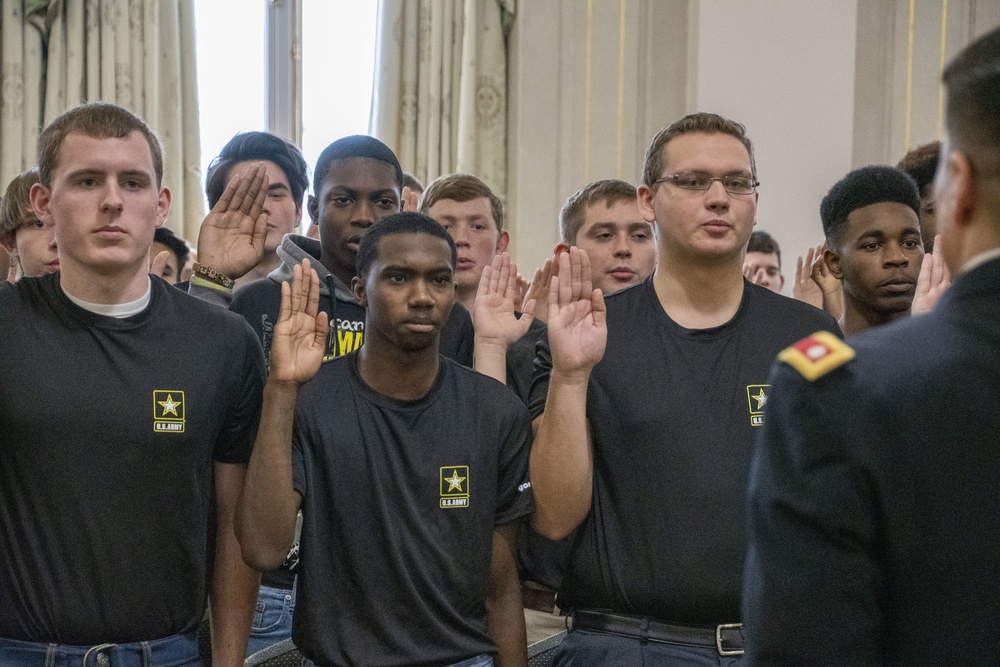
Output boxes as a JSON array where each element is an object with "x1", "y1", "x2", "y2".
[{"x1": 715, "y1": 623, "x2": 744, "y2": 656}]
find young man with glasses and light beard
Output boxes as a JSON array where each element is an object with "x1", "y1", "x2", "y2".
[{"x1": 527, "y1": 113, "x2": 840, "y2": 665}]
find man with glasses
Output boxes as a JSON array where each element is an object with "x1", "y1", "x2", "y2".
[{"x1": 528, "y1": 113, "x2": 839, "y2": 665}]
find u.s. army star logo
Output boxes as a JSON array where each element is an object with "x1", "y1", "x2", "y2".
[
  {"x1": 746, "y1": 385, "x2": 770, "y2": 427},
  {"x1": 440, "y1": 466, "x2": 469, "y2": 508},
  {"x1": 153, "y1": 390, "x2": 185, "y2": 433}
]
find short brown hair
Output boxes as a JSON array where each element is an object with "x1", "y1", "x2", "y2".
[
  {"x1": 418, "y1": 174, "x2": 505, "y2": 232},
  {"x1": 560, "y1": 179, "x2": 638, "y2": 244},
  {"x1": 642, "y1": 112, "x2": 757, "y2": 187},
  {"x1": 0, "y1": 168, "x2": 41, "y2": 244},
  {"x1": 36, "y1": 102, "x2": 164, "y2": 187}
]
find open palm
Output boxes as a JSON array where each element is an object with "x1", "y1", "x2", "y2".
[{"x1": 269, "y1": 259, "x2": 330, "y2": 385}]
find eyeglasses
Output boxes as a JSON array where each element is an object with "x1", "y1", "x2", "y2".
[{"x1": 654, "y1": 171, "x2": 759, "y2": 195}]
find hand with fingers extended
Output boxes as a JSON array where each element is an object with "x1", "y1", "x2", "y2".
[
  {"x1": 743, "y1": 262, "x2": 768, "y2": 287},
  {"x1": 401, "y1": 186, "x2": 420, "y2": 213},
  {"x1": 196, "y1": 162, "x2": 270, "y2": 280},
  {"x1": 473, "y1": 253, "x2": 536, "y2": 349},
  {"x1": 522, "y1": 258, "x2": 556, "y2": 323},
  {"x1": 912, "y1": 235, "x2": 951, "y2": 315},
  {"x1": 547, "y1": 247, "x2": 607, "y2": 376},
  {"x1": 792, "y1": 244, "x2": 824, "y2": 309},
  {"x1": 269, "y1": 258, "x2": 330, "y2": 387}
]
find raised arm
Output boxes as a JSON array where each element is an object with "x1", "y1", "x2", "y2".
[
  {"x1": 473, "y1": 252, "x2": 536, "y2": 384},
  {"x1": 530, "y1": 247, "x2": 606, "y2": 539},
  {"x1": 236, "y1": 259, "x2": 329, "y2": 570}
]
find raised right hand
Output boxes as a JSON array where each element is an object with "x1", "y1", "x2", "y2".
[
  {"x1": 196, "y1": 163, "x2": 270, "y2": 279},
  {"x1": 792, "y1": 244, "x2": 824, "y2": 309},
  {"x1": 269, "y1": 258, "x2": 330, "y2": 386},
  {"x1": 547, "y1": 247, "x2": 607, "y2": 376}
]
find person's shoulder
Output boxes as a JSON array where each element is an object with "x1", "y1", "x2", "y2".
[
  {"x1": 445, "y1": 357, "x2": 529, "y2": 410},
  {"x1": 231, "y1": 277, "x2": 282, "y2": 308},
  {"x1": 0, "y1": 274, "x2": 56, "y2": 312},
  {"x1": 158, "y1": 279, "x2": 259, "y2": 339},
  {"x1": 748, "y1": 283, "x2": 841, "y2": 332}
]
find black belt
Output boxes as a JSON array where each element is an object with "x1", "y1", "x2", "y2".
[{"x1": 571, "y1": 609, "x2": 744, "y2": 656}]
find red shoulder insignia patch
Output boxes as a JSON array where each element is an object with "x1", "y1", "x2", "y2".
[{"x1": 778, "y1": 331, "x2": 855, "y2": 381}]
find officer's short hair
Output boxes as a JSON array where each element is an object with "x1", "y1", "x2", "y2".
[
  {"x1": 36, "y1": 102, "x2": 163, "y2": 188},
  {"x1": 820, "y1": 166, "x2": 921, "y2": 246},
  {"x1": 560, "y1": 180, "x2": 638, "y2": 245},
  {"x1": 942, "y1": 26, "x2": 1000, "y2": 163},
  {"x1": 356, "y1": 212, "x2": 457, "y2": 279},
  {"x1": 205, "y1": 131, "x2": 309, "y2": 210}
]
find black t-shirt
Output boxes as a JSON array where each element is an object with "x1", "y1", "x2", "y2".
[
  {"x1": 0, "y1": 274, "x2": 265, "y2": 643},
  {"x1": 231, "y1": 278, "x2": 474, "y2": 366},
  {"x1": 529, "y1": 278, "x2": 840, "y2": 623},
  {"x1": 231, "y1": 274, "x2": 475, "y2": 589},
  {"x1": 291, "y1": 353, "x2": 533, "y2": 666}
]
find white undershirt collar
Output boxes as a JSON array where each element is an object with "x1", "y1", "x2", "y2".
[{"x1": 62, "y1": 277, "x2": 152, "y2": 318}]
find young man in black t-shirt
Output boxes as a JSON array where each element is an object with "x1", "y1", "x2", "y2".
[
  {"x1": 190, "y1": 135, "x2": 473, "y2": 367},
  {"x1": 528, "y1": 113, "x2": 840, "y2": 665},
  {"x1": 236, "y1": 213, "x2": 532, "y2": 667},
  {"x1": 0, "y1": 103, "x2": 263, "y2": 666}
]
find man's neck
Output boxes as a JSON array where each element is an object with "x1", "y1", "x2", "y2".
[
  {"x1": 840, "y1": 297, "x2": 909, "y2": 337},
  {"x1": 234, "y1": 253, "x2": 282, "y2": 290},
  {"x1": 357, "y1": 339, "x2": 440, "y2": 401},
  {"x1": 652, "y1": 251, "x2": 745, "y2": 329},
  {"x1": 59, "y1": 261, "x2": 151, "y2": 305}
]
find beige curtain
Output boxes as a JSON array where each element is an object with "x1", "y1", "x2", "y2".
[
  {"x1": 370, "y1": 0, "x2": 514, "y2": 197},
  {"x1": 0, "y1": 0, "x2": 204, "y2": 240}
]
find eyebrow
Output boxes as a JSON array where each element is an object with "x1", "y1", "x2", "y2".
[
  {"x1": 380, "y1": 263, "x2": 454, "y2": 275},
  {"x1": 267, "y1": 182, "x2": 291, "y2": 193},
  {"x1": 65, "y1": 168, "x2": 152, "y2": 182},
  {"x1": 327, "y1": 185, "x2": 398, "y2": 196}
]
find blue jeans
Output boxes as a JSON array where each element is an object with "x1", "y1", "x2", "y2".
[
  {"x1": 245, "y1": 583, "x2": 295, "y2": 658},
  {"x1": 0, "y1": 631, "x2": 200, "y2": 667}
]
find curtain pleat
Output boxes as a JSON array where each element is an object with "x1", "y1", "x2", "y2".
[
  {"x1": 0, "y1": 0, "x2": 204, "y2": 240},
  {"x1": 370, "y1": 0, "x2": 513, "y2": 198}
]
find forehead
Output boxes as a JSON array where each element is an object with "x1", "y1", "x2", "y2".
[
  {"x1": 844, "y1": 201, "x2": 921, "y2": 238},
  {"x1": 581, "y1": 198, "x2": 643, "y2": 228},
  {"x1": 321, "y1": 157, "x2": 398, "y2": 194},
  {"x1": 374, "y1": 232, "x2": 453, "y2": 268},
  {"x1": 661, "y1": 132, "x2": 752, "y2": 174},
  {"x1": 427, "y1": 197, "x2": 494, "y2": 222},
  {"x1": 54, "y1": 131, "x2": 157, "y2": 180},
  {"x1": 229, "y1": 159, "x2": 292, "y2": 188}
]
